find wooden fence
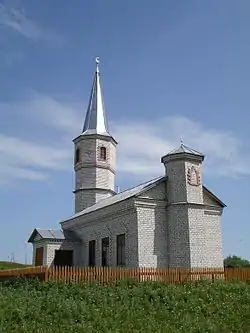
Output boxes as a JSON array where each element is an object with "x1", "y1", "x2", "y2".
[{"x1": 1, "y1": 266, "x2": 250, "y2": 284}]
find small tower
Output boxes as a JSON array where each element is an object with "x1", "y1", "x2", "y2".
[
  {"x1": 161, "y1": 142, "x2": 212, "y2": 268},
  {"x1": 161, "y1": 143, "x2": 204, "y2": 206},
  {"x1": 73, "y1": 58, "x2": 117, "y2": 213}
]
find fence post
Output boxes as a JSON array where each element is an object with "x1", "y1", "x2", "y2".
[{"x1": 44, "y1": 267, "x2": 49, "y2": 282}]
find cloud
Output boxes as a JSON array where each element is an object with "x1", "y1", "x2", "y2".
[
  {"x1": 0, "y1": 134, "x2": 71, "y2": 183},
  {"x1": 0, "y1": 92, "x2": 249, "y2": 185},
  {"x1": 112, "y1": 117, "x2": 250, "y2": 179},
  {"x1": 0, "y1": 4, "x2": 61, "y2": 42}
]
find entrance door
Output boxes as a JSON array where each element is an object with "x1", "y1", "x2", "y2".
[
  {"x1": 35, "y1": 247, "x2": 44, "y2": 266},
  {"x1": 54, "y1": 250, "x2": 73, "y2": 267}
]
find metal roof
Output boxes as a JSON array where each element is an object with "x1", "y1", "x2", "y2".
[
  {"x1": 82, "y1": 57, "x2": 110, "y2": 136},
  {"x1": 61, "y1": 176, "x2": 164, "y2": 224},
  {"x1": 167, "y1": 144, "x2": 204, "y2": 157},
  {"x1": 28, "y1": 228, "x2": 65, "y2": 243}
]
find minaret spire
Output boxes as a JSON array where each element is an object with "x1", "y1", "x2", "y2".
[{"x1": 82, "y1": 57, "x2": 110, "y2": 136}]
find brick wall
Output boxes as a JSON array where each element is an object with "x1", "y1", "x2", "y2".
[
  {"x1": 62, "y1": 168, "x2": 224, "y2": 269},
  {"x1": 74, "y1": 135, "x2": 116, "y2": 213},
  {"x1": 136, "y1": 181, "x2": 168, "y2": 267},
  {"x1": 31, "y1": 239, "x2": 81, "y2": 267},
  {"x1": 62, "y1": 198, "x2": 138, "y2": 267},
  {"x1": 163, "y1": 155, "x2": 224, "y2": 269}
]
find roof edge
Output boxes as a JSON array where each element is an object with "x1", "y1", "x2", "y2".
[
  {"x1": 60, "y1": 176, "x2": 164, "y2": 225},
  {"x1": 27, "y1": 228, "x2": 65, "y2": 243},
  {"x1": 134, "y1": 176, "x2": 166, "y2": 197},
  {"x1": 203, "y1": 185, "x2": 227, "y2": 208},
  {"x1": 27, "y1": 228, "x2": 40, "y2": 243}
]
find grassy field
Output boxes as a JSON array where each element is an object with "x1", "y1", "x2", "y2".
[
  {"x1": 0, "y1": 261, "x2": 31, "y2": 270},
  {"x1": 0, "y1": 278, "x2": 250, "y2": 332}
]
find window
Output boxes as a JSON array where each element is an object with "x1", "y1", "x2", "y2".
[
  {"x1": 88, "y1": 240, "x2": 96, "y2": 267},
  {"x1": 102, "y1": 237, "x2": 109, "y2": 266},
  {"x1": 117, "y1": 234, "x2": 125, "y2": 266},
  {"x1": 75, "y1": 148, "x2": 80, "y2": 164},
  {"x1": 100, "y1": 146, "x2": 107, "y2": 161}
]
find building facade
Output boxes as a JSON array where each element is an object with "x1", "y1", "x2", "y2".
[{"x1": 28, "y1": 58, "x2": 226, "y2": 269}]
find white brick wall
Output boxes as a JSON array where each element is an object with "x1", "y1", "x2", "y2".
[
  {"x1": 185, "y1": 160, "x2": 203, "y2": 204},
  {"x1": 32, "y1": 239, "x2": 82, "y2": 267},
  {"x1": 74, "y1": 134, "x2": 116, "y2": 213},
  {"x1": 136, "y1": 181, "x2": 168, "y2": 267},
  {"x1": 60, "y1": 168, "x2": 224, "y2": 269},
  {"x1": 62, "y1": 198, "x2": 138, "y2": 267},
  {"x1": 163, "y1": 154, "x2": 224, "y2": 268},
  {"x1": 32, "y1": 145, "x2": 225, "y2": 270}
]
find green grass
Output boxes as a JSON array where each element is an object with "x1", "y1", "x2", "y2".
[
  {"x1": 1, "y1": 278, "x2": 250, "y2": 333},
  {"x1": 0, "y1": 261, "x2": 31, "y2": 270}
]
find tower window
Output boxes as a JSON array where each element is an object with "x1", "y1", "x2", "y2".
[
  {"x1": 100, "y1": 146, "x2": 107, "y2": 161},
  {"x1": 75, "y1": 148, "x2": 80, "y2": 164}
]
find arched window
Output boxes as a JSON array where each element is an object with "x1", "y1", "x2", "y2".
[
  {"x1": 75, "y1": 148, "x2": 80, "y2": 164},
  {"x1": 100, "y1": 146, "x2": 107, "y2": 161}
]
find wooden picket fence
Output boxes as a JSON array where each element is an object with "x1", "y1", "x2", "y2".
[{"x1": 1, "y1": 266, "x2": 250, "y2": 284}]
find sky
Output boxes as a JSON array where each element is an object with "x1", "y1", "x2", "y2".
[{"x1": 0, "y1": 0, "x2": 250, "y2": 264}]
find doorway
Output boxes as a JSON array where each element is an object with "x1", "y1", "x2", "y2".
[
  {"x1": 54, "y1": 250, "x2": 73, "y2": 267},
  {"x1": 35, "y1": 247, "x2": 44, "y2": 266}
]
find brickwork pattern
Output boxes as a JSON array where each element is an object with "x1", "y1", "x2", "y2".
[
  {"x1": 33, "y1": 141, "x2": 224, "y2": 270},
  {"x1": 74, "y1": 135, "x2": 116, "y2": 213},
  {"x1": 185, "y1": 160, "x2": 203, "y2": 204},
  {"x1": 63, "y1": 199, "x2": 138, "y2": 267},
  {"x1": 136, "y1": 181, "x2": 168, "y2": 267},
  {"x1": 32, "y1": 240, "x2": 82, "y2": 267},
  {"x1": 163, "y1": 156, "x2": 224, "y2": 269},
  {"x1": 61, "y1": 164, "x2": 224, "y2": 270}
]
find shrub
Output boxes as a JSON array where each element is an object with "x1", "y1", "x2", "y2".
[{"x1": 1, "y1": 279, "x2": 250, "y2": 332}]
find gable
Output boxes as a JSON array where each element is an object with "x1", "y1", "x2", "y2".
[
  {"x1": 203, "y1": 186, "x2": 226, "y2": 208},
  {"x1": 28, "y1": 228, "x2": 65, "y2": 243},
  {"x1": 136, "y1": 180, "x2": 166, "y2": 200},
  {"x1": 33, "y1": 233, "x2": 42, "y2": 242}
]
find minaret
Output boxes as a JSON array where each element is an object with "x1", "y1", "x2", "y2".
[{"x1": 73, "y1": 58, "x2": 117, "y2": 213}]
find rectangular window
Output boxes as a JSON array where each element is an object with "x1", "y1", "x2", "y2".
[
  {"x1": 116, "y1": 234, "x2": 125, "y2": 266},
  {"x1": 102, "y1": 237, "x2": 109, "y2": 266},
  {"x1": 88, "y1": 240, "x2": 96, "y2": 267}
]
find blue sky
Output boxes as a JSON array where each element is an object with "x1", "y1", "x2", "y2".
[{"x1": 1, "y1": 0, "x2": 250, "y2": 263}]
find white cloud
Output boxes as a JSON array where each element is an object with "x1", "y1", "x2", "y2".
[
  {"x1": 0, "y1": 4, "x2": 61, "y2": 42},
  {"x1": 0, "y1": 134, "x2": 71, "y2": 183},
  {"x1": 0, "y1": 92, "x2": 249, "y2": 185},
  {"x1": 112, "y1": 117, "x2": 250, "y2": 179}
]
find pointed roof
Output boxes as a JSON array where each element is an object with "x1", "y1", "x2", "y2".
[
  {"x1": 161, "y1": 142, "x2": 204, "y2": 163},
  {"x1": 167, "y1": 143, "x2": 204, "y2": 157},
  {"x1": 82, "y1": 57, "x2": 110, "y2": 136}
]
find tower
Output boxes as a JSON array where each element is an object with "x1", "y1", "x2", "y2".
[
  {"x1": 73, "y1": 58, "x2": 117, "y2": 213},
  {"x1": 161, "y1": 143, "x2": 214, "y2": 268}
]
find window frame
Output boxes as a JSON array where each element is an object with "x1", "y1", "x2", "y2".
[{"x1": 99, "y1": 146, "x2": 107, "y2": 161}]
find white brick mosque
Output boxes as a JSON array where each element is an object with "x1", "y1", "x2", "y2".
[{"x1": 28, "y1": 58, "x2": 226, "y2": 269}]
